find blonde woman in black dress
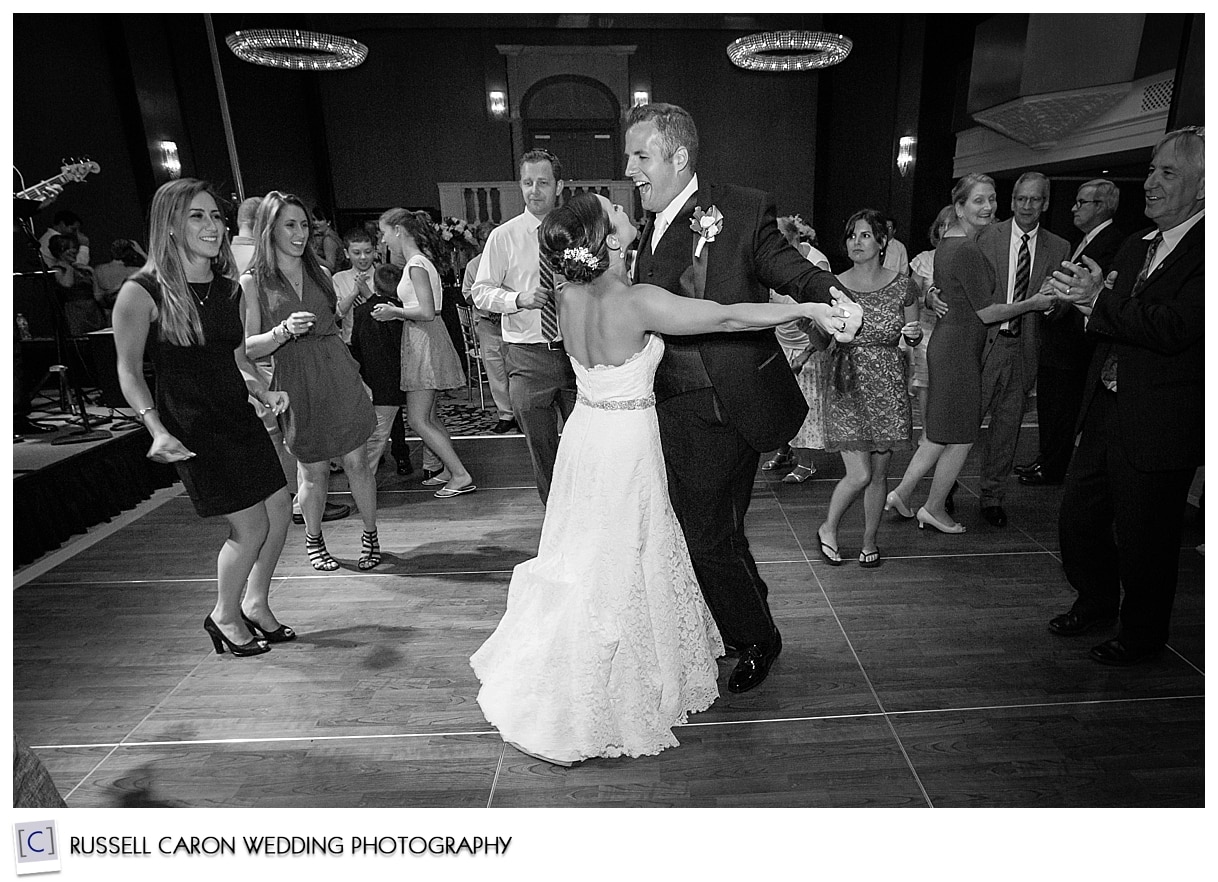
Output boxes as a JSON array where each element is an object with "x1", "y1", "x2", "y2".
[{"x1": 113, "y1": 178, "x2": 291, "y2": 657}]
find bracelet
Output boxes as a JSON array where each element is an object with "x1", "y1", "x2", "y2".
[
  {"x1": 273, "y1": 322, "x2": 290, "y2": 344},
  {"x1": 136, "y1": 405, "x2": 156, "y2": 420}
]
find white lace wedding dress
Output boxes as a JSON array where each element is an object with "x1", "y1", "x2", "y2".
[{"x1": 470, "y1": 333, "x2": 724, "y2": 763}]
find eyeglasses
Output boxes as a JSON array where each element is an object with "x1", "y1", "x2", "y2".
[{"x1": 1072, "y1": 199, "x2": 1102, "y2": 208}]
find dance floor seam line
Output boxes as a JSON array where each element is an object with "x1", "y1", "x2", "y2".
[{"x1": 30, "y1": 693, "x2": 1203, "y2": 752}]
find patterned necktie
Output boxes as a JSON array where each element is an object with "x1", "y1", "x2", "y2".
[
  {"x1": 1007, "y1": 233, "x2": 1030, "y2": 335},
  {"x1": 1100, "y1": 232, "x2": 1163, "y2": 392},
  {"x1": 537, "y1": 230, "x2": 558, "y2": 342}
]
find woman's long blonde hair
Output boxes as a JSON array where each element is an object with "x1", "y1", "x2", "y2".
[
  {"x1": 249, "y1": 191, "x2": 336, "y2": 311},
  {"x1": 137, "y1": 178, "x2": 237, "y2": 346}
]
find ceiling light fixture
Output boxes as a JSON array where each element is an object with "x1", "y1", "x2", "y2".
[
  {"x1": 727, "y1": 31, "x2": 852, "y2": 72},
  {"x1": 226, "y1": 29, "x2": 368, "y2": 71}
]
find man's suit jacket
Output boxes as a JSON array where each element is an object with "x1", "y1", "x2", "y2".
[
  {"x1": 1082, "y1": 219, "x2": 1204, "y2": 472},
  {"x1": 1040, "y1": 223, "x2": 1124, "y2": 371},
  {"x1": 633, "y1": 182, "x2": 838, "y2": 452},
  {"x1": 977, "y1": 219, "x2": 1070, "y2": 391}
]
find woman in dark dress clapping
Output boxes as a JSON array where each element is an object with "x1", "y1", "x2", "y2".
[{"x1": 113, "y1": 178, "x2": 293, "y2": 658}]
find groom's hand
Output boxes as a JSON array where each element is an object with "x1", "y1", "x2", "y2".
[{"x1": 826, "y1": 287, "x2": 862, "y2": 343}]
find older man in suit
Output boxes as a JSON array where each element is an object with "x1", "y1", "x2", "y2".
[
  {"x1": 1018, "y1": 180, "x2": 1124, "y2": 486},
  {"x1": 1048, "y1": 127, "x2": 1204, "y2": 665},
  {"x1": 974, "y1": 172, "x2": 1070, "y2": 526},
  {"x1": 625, "y1": 102, "x2": 860, "y2": 693}
]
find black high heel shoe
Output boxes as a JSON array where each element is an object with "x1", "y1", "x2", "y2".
[
  {"x1": 241, "y1": 612, "x2": 297, "y2": 644},
  {"x1": 203, "y1": 616, "x2": 270, "y2": 657}
]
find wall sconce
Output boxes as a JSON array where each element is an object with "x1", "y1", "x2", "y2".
[
  {"x1": 897, "y1": 136, "x2": 916, "y2": 177},
  {"x1": 632, "y1": 90, "x2": 650, "y2": 107},
  {"x1": 488, "y1": 91, "x2": 507, "y2": 119},
  {"x1": 158, "y1": 140, "x2": 181, "y2": 179}
]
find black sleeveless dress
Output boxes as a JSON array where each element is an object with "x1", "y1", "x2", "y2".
[{"x1": 132, "y1": 272, "x2": 286, "y2": 517}]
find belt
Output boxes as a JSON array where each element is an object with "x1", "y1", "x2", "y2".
[
  {"x1": 997, "y1": 329, "x2": 1020, "y2": 338},
  {"x1": 512, "y1": 340, "x2": 564, "y2": 352}
]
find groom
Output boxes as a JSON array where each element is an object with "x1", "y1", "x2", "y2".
[{"x1": 626, "y1": 102, "x2": 859, "y2": 693}]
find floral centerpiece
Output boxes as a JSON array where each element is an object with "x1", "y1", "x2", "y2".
[{"x1": 433, "y1": 216, "x2": 479, "y2": 282}]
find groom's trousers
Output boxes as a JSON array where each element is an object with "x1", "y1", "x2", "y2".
[{"x1": 657, "y1": 387, "x2": 777, "y2": 649}]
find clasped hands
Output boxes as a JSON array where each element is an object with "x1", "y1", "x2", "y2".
[
  {"x1": 1049, "y1": 256, "x2": 1118, "y2": 316},
  {"x1": 807, "y1": 287, "x2": 863, "y2": 343},
  {"x1": 283, "y1": 311, "x2": 317, "y2": 335}
]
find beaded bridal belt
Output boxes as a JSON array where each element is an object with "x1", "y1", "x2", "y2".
[{"x1": 576, "y1": 392, "x2": 656, "y2": 411}]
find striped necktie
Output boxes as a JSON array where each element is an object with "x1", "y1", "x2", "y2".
[
  {"x1": 1007, "y1": 233, "x2": 1030, "y2": 335},
  {"x1": 537, "y1": 230, "x2": 558, "y2": 342},
  {"x1": 1100, "y1": 232, "x2": 1163, "y2": 392}
]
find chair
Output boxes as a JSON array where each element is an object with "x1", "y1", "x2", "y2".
[{"x1": 455, "y1": 303, "x2": 489, "y2": 409}]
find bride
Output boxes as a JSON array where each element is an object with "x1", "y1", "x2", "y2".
[{"x1": 470, "y1": 192, "x2": 858, "y2": 765}]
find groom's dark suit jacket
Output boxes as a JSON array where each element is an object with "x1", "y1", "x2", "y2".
[{"x1": 633, "y1": 183, "x2": 838, "y2": 452}]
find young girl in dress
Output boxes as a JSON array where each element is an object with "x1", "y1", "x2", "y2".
[
  {"x1": 373, "y1": 209, "x2": 475, "y2": 498},
  {"x1": 816, "y1": 209, "x2": 921, "y2": 568},
  {"x1": 241, "y1": 192, "x2": 381, "y2": 571},
  {"x1": 113, "y1": 178, "x2": 292, "y2": 657}
]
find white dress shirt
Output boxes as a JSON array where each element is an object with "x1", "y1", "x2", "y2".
[
  {"x1": 651, "y1": 174, "x2": 700, "y2": 253},
  {"x1": 471, "y1": 208, "x2": 557, "y2": 344},
  {"x1": 1145, "y1": 208, "x2": 1204, "y2": 276},
  {"x1": 333, "y1": 266, "x2": 374, "y2": 344},
  {"x1": 882, "y1": 237, "x2": 909, "y2": 275},
  {"x1": 1001, "y1": 223, "x2": 1039, "y2": 331}
]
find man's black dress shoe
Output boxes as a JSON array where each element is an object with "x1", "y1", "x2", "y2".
[
  {"x1": 727, "y1": 629, "x2": 782, "y2": 694},
  {"x1": 491, "y1": 418, "x2": 517, "y2": 435},
  {"x1": 980, "y1": 505, "x2": 1007, "y2": 527},
  {"x1": 1089, "y1": 638, "x2": 1163, "y2": 666},
  {"x1": 1018, "y1": 466, "x2": 1062, "y2": 486},
  {"x1": 1048, "y1": 609, "x2": 1118, "y2": 636},
  {"x1": 396, "y1": 459, "x2": 413, "y2": 476},
  {"x1": 422, "y1": 467, "x2": 443, "y2": 480},
  {"x1": 1013, "y1": 460, "x2": 1041, "y2": 477}
]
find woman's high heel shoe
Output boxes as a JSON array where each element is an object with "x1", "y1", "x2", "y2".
[
  {"x1": 884, "y1": 490, "x2": 914, "y2": 518},
  {"x1": 762, "y1": 450, "x2": 795, "y2": 471},
  {"x1": 916, "y1": 507, "x2": 966, "y2": 534},
  {"x1": 203, "y1": 616, "x2": 270, "y2": 657},
  {"x1": 241, "y1": 612, "x2": 296, "y2": 644}
]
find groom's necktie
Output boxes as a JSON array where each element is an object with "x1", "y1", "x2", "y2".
[{"x1": 537, "y1": 230, "x2": 559, "y2": 342}]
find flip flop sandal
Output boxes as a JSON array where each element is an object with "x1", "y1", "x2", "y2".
[{"x1": 434, "y1": 484, "x2": 477, "y2": 498}]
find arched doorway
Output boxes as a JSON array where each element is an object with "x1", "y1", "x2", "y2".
[{"x1": 521, "y1": 75, "x2": 620, "y2": 181}]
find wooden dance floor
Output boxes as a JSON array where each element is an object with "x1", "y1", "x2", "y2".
[{"x1": 13, "y1": 432, "x2": 1204, "y2": 808}]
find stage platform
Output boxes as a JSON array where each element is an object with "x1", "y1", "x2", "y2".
[{"x1": 12, "y1": 430, "x2": 1204, "y2": 809}]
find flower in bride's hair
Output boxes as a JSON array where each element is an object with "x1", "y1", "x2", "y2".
[{"x1": 562, "y1": 246, "x2": 600, "y2": 269}]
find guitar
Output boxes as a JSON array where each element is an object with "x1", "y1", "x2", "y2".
[{"x1": 14, "y1": 158, "x2": 101, "y2": 202}]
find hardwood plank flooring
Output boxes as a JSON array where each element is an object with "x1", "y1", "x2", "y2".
[{"x1": 13, "y1": 432, "x2": 1204, "y2": 807}]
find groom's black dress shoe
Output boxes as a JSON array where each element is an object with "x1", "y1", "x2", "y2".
[
  {"x1": 980, "y1": 505, "x2": 1007, "y2": 527},
  {"x1": 727, "y1": 629, "x2": 781, "y2": 694},
  {"x1": 1013, "y1": 460, "x2": 1041, "y2": 477},
  {"x1": 1048, "y1": 609, "x2": 1118, "y2": 636},
  {"x1": 1089, "y1": 638, "x2": 1163, "y2": 666},
  {"x1": 1018, "y1": 465, "x2": 1062, "y2": 486}
]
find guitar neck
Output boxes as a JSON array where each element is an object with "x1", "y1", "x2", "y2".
[{"x1": 15, "y1": 173, "x2": 70, "y2": 202}]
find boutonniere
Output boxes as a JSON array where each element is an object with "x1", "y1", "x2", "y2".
[{"x1": 690, "y1": 205, "x2": 724, "y2": 258}]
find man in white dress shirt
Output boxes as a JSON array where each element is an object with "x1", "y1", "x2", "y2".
[{"x1": 472, "y1": 149, "x2": 576, "y2": 504}]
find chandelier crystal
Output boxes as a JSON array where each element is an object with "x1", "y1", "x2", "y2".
[
  {"x1": 727, "y1": 31, "x2": 852, "y2": 72},
  {"x1": 226, "y1": 29, "x2": 368, "y2": 71}
]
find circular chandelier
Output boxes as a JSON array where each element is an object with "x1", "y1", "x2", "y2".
[
  {"x1": 226, "y1": 29, "x2": 368, "y2": 71},
  {"x1": 727, "y1": 31, "x2": 852, "y2": 72}
]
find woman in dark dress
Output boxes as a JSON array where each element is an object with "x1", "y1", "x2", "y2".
[
  {"x1": 887, "y1": 174, "x2": 1055, "y2": 533},
  {"x1": 113, "y1": 178, "x2": 293, "y2": 658},
  {"x1": 241, "y1": 192, "x2": 379, "y2": 571}
]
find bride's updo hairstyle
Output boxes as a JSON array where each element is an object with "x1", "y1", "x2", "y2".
[{"x1": 539, "y1": 191, "x2": 611, "y2": 284}]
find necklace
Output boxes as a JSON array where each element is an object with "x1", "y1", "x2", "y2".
[{"x1": 188, "y1": 278, "x2": 214, "y2": 305}]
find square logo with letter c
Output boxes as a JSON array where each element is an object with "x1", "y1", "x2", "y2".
[{"x1": 12, "y1": 820, "x2": 61, "y2": 875}]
